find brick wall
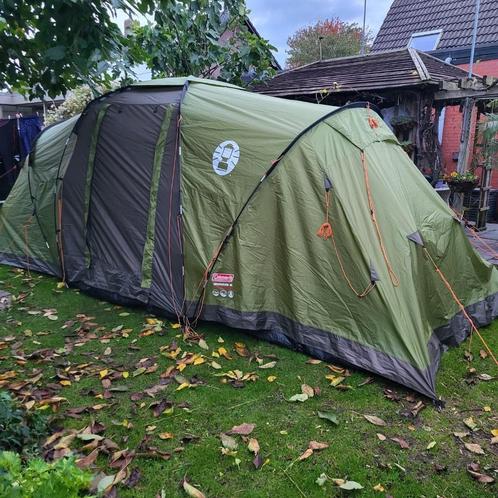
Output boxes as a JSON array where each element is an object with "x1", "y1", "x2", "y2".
[{"x1": 441, "y1": 59, "x2": 498, "y2": 186}]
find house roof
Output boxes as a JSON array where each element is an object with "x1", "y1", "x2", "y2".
[
  {"x1": 252, "y1": 48, "x2": 474, "y2": 98},
  {"x1": 372, "y1": 0, "x2": 498, "y2": 52}
]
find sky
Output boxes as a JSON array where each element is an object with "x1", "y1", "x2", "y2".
[{"x1": 247, "y1": 0, "x2": 394, "y2": 67}]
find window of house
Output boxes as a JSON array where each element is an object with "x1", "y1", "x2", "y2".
[{"x1": 408, "y1": 30, "x2": 442, "y2": 51}]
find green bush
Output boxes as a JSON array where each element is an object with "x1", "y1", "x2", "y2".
[
  {"x1": 0, "y1": 451, "x2": 93, "y2": 498},
  {"x1": 0, "y1": 392, "x2": 48, "y2": 456}
]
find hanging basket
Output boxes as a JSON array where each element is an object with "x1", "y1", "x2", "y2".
[{"x1": 447, "y1": 179, "x2": 479, "y2": 193}]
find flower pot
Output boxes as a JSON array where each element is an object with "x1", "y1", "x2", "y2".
[{"x1": 447, "y1": 180, "x2": 479, "y2": 193}]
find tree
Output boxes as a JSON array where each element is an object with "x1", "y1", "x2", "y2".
[
  {"x1": 127, "y1": 1, "x2": 276, "y2": 87},
  {"x1": 0, "y1": 1, "x2": 276, "y2": 99},
  {"x1": 286, "y1": 18, "x2": 368, "y2": 69}
]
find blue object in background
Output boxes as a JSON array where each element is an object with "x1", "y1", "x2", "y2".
[{"x1": 19, "y1": 115, "x2": 42, "y2": 160}]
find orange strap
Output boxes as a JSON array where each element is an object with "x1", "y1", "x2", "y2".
[
  {"x1": 423, "y1": 247, "x2": 498, "y2": 366},
  {"x1": 361, "y1": 151, "x2": 400, "y2": 287},
  {"x1": 317, "y1": 190, "x2": 375, "y2": 298}
]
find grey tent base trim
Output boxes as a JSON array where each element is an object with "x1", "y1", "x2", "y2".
[
  {"x1": 0, "y1": 252, "x2": 59, "y2": 278},
  {"x1": 197, "y1": 303, "x2": 441, "y2": 399},
  {"x1": 195, "y1": 291, "x2": 498, "y2": 400},
  {"x1": 434, "y1": 291, "x2": 498, "y2": 346}
]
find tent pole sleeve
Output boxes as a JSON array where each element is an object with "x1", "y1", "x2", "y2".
[
  {"x1": 141, "y1": 105, "x2": 173, "y2": 288},
  {"x1": 83, "y1": 103, "x2": 110, "y2": 266}
]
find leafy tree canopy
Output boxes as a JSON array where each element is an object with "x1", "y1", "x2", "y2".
[
  {"x1": 0, "y1": 0, "x2": 276, "y2": 99},
  {"x1": 286, "y1": 18, "x2": 369, "y2": 69}
]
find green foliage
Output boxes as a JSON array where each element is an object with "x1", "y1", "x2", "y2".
[
  {"x1": 0, "y1": 1, "x2": 135, "y2": 98},
  {"x1": 128, "y1": 0, "x2": 276, "y2": 86},
  {"x1": 0, "y1": 392, "x2": 48, "y2": 457},
  {"x1": 286, "y1": 18, "x2": 370, "y2": 68},
  {"x1": 0, "y1": 451, "x2": 93, "y2": 498},
  {"x1": 478, "y1": 100, "x2": 498, "y2": 169},
  {"x1": 0, "y1": 0, "x2": 276, "y2": 98}
]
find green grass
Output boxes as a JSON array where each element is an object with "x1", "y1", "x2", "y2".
[{"x1": 0, "y1": 265, "x2": 496, "y2": 497}]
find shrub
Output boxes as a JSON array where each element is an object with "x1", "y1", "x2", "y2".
[
  {"x1": 0, "y1": 391, "x2": 48, "y2": 456},
  {"x1": 0, "y1": 451, "x2": 93, "y2": 498}
]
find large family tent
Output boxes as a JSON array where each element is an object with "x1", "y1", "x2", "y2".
[{"x1": 1, "y1": 77, "x2": 497, "y2": 399}]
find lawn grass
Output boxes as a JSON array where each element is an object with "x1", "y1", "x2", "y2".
[{"x1": 0, "y1": 264, "x2": 496, "y2": 497}]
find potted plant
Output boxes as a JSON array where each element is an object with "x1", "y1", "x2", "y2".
[{"x1": 443, "y1": 171, "x2": 479, "y2": 193}]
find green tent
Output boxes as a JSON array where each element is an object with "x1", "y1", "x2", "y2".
[{"x1": 1, "y1": 77, "x2": 497, "y2": 399}]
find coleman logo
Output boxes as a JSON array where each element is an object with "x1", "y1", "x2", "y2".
[{"x1": 212, "y1": 140, "x2": 240, "y2": 176}]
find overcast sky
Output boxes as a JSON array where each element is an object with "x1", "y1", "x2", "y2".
[{"x1": 247, "y1": 0, "x2": 393, "y2": 66}]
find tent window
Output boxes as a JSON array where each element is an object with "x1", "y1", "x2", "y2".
[{"x1": 408, "y1": 30, "x2": 442, "y2": 51}]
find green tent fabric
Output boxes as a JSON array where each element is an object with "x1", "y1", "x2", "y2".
[{"x1": 1, "y1": 77, "x2": 497, "y2": 400}]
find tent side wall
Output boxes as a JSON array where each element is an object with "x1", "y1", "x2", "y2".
[
  {"x1": 0, "y1": 116, "x2": 79, "y2": 276},
  {"x1": 60, "y1": 87, "x2": 185, "y2": 315}
]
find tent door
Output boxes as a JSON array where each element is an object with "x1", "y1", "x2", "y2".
[{"x1": 85, "y1": 103, "x2": 169, "y2": 302}]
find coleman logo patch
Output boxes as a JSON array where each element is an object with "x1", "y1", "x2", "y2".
[
  {"x1": 211, "y1": 273, "x2": 235, "y2": 299},
  {"x1": 212, "y1": 140, "x2": 240, "y2": 176}
]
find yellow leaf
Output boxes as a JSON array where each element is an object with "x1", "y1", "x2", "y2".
[
  {"x1": 483, "y1": 406, "x2": 491, "y2": 412},
  {"x1": 426, "y1": 441, "x2": 436, "y2": 450},
  {"x1": 176, "y1": 382, "x2": 190, "y2": 391},
  {"x1": 491, "y1": 428, "x2": 498, "y2": 437},
  {"x1": 171, "y1": 323, "x2": 181, "y2": 329},
  {"x1": 146, "y1": 425, "x2": 156, "y2": 432},
  {"x1": 373, "y1": 483, "x2": 385, "y2": 492},
  {"x1": 267, "y1": 376, "x2": 277, "y2": 383},
  {"x1": 210, "y1": 361, "x2": 222, "y2": 369},
  {"x1": 193, "y1": 357, "x2": 205, "y2": 366},
  {"x1": 146, "y1": 318, "x2": 158, "y2": 325},
  {"x1": 217, "y1": 337, "x2": 224, "y2": 343},
  {"x1": 56, "y1": 282, "x2": 65, "y2": 289},
  {"x1": 99, "y1": 369, "x2": 108, "y2": 378},
  {"x1": 177, "y1": 363, "x2": 187, "y2": 372},
  {"x1": 59, "y1": 380, "x2": 71, "y2": 386},
  {"x1": 159, "y1": 432, "x2": 174, "y2": 440},
  {"x1": 211, "y1": 351, "x2": 220, "y2": 358},
  {"x1": 122, "y1": 371, "x2": 129, "y2": 379},
  {"x1": 182, "y1": 480, "x2": 205, "y2": 498}
]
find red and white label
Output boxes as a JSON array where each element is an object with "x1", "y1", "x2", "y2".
[{"x1": 211, "y1": 273, "x2": 234, "y2": 284}]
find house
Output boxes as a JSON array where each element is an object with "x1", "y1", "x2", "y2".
[
  {"x1": 372, "y1": 0, "x2": 498, "y2": 183},
  {"x1": 253, "y1": 48, "x2": 494, "y2": 184}
]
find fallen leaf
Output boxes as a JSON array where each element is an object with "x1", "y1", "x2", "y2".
[
  {"x1": 491, "y1": 428, "x2": 498, "y2": 437},
  {"x1": 376, "y1": 433, "x2": 387, "y2": 441},
  {"x1": 363, "y1": 415, "x2": 387, "y2": 427},
  {"x1": 463, "y1": 416, "x2": 478, "y2": 431},
  {"x1": 122, "y1": 371, "x2": 129, "y2": 379},
  {"x1": 316, "y1": 473, "x2": 328, "y2": 486},
  {"x1": 339, "y1": 480, "x2": 363, "y2": 490},
  {"x1": 198, "y1": 339, "x2": 209, "y2": 350},
  {"x1": 391, "y1": 437, "x2": 410, "y2": 449},
  {"x1": 309, "y1": 441, "x2": 328, "y2": 450},
  {"x1": 258, "y1": 361, "x2": 276, "y2": 369},
  {"x1": 248, "y1": 438, "x2": 260, "y2": 454},
  {"x1": 298, "y1": 448, "x2": 314, "y2": 461},
  {"x1": 483, "y1": 406, "x2": 491, "y2": 412},
  {"x1": 171, "y1": 323, "x2": 182, "y2": 329},
  {"x1": 454, "y1": 431, "x2": 470, "y2": 438},
  {"x1": 159, "y1": 432, "x2": 174, "y2": 440},
  {"x1": 288, "y1": 393, "x2": 308, "y2": 402},
  {"x1": 317, "y1": 411, "x2": 338, "y2": 425},
  {"x1": 464, "y1": 442, "x2": 485, "y2": 455},
  {"x1": 210, "y1": 361, "x2": 222, "y2": 369},
  {"x1": 373, "y1": 483, "x2": 385, "y2": 492},
  {"x1": 426, "y1": 441, "x2": 437, "y2": 450},
  {"x1": 267, "y1": 375, "x2": 276, "y2": 382},
  {"x1": 182, "y1": 479, "x2": 206, "y2": 498},
  {"x1": 253, "y1": 453, "x2": 263, "y2": 469},
  {"x1": 467, "y1": 464, "x2": 495, "y2": 483},
  {"x1": 301, "y1": 384, "x2": 314, "y2": 397},
  {"x1": 229, "y1": 423, "x2": 255, "y2": 435},
  {"x1": 306, "y1": 358, "x2": 322, "y2": 364},
  {"x1": 478, "y1": 373, "x2": 494, "y2": 381},
  {"x1": 220, "y1": 433, "x2": 238, "y2": 450}
]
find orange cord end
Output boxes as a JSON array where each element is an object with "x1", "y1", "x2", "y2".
[
  {"x1": 368, "y1": 116, "x2": 379, "y2": 129},
  {"x1": 316, "y1": 222, "x2": 333, "y2": 240}
]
